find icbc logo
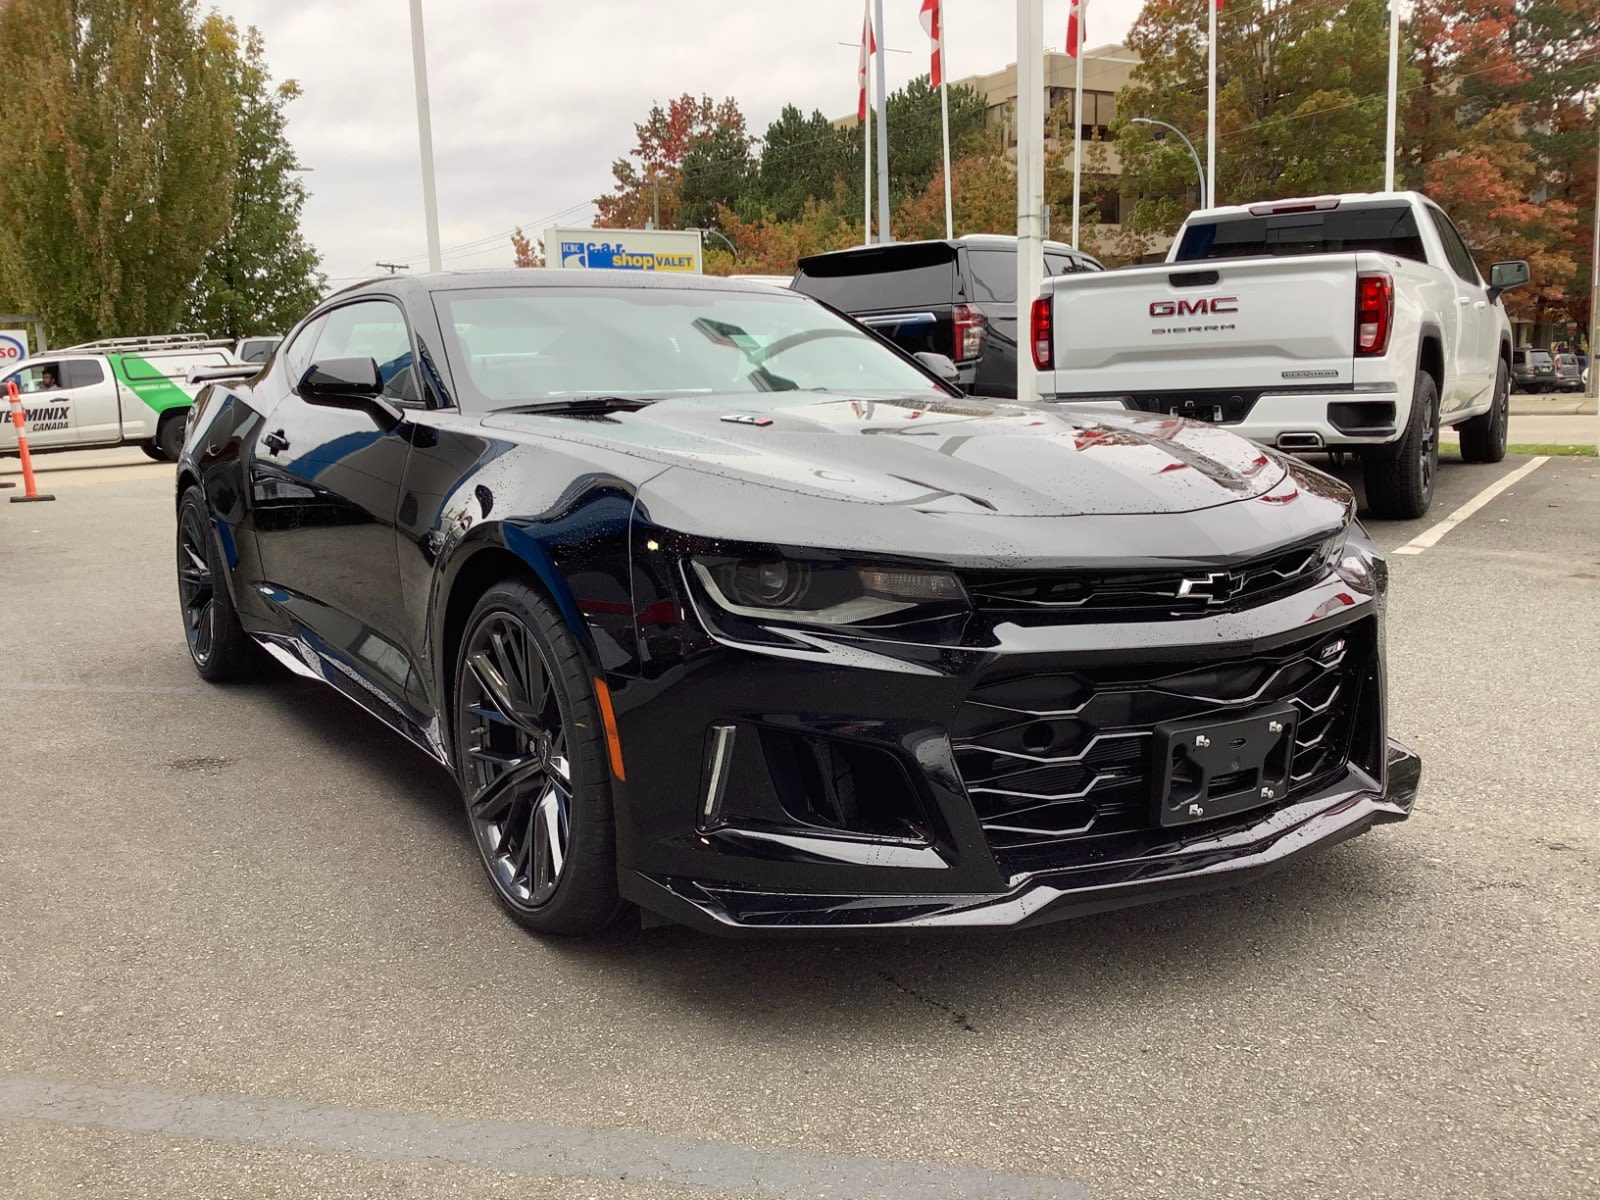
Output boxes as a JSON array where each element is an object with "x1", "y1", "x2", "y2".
[{"x1": 1149, "y1": 297, "x2": 1238, "y2": 318}]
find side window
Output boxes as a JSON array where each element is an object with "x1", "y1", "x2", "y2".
[
  {"x1": 1426, "y1": 207, "x2": 1480, "y2": 286},
  {"x1": 311, "y1": 299, "x2": 420, "y2": 403},
  {"x1": 966, "y1": 249, "x2": 1018, "y2": 303},
  {"x1": 11, "y1": 361, "x2": 64, "y2": 394},
  {"x1": 1044, "y1": 254, "x2": 1077, "y2": 277},
  {"x1": 282, "y1": 314, "x2": 328, "y2": 384},
  {"x1": 63, "y1": 360, "x2": 105, "y2": 388}
]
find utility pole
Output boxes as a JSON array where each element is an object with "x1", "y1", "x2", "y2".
[
  {"x1": 1384, "y1": 0, "x2": 1400, "y2": 190},
  {"x1": 1587, "y1": 107, "x2": 1599, "y2": 455},
  {"x1": 408, "y1": 0, "x2": 443, "y2": 272},
  {"x1": 375, "y1": 262, "x2": 411, "y2": 276}
]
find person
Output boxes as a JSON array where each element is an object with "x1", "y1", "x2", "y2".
[{"x1": 38, "y1": 365, "x2": 62, "y2": 391}]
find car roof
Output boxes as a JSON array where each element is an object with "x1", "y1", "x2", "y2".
[
  {"x1": 329, "y1": 269, "x2": 806, "y2": 304},
  {"x1": 797, "y1": 235, "x2": 1095, "y2": 267}
]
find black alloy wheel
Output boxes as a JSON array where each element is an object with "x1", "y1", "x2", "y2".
[
  {"x1": 176, "y1": 485, "x2": 260, "y2": 681},
  {"x1": 453, "y1": 582, "x2": 624, "y2": 934},
  {"x1": 177, "y1": 498, "x2": 217, "y2": 667}
]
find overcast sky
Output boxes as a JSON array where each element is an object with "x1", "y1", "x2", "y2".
[{"x1": 220, "y1": 0, "x2": 1145, "y2": 284}]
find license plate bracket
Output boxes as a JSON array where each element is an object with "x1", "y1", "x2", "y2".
[{"x1": 1151, "y1": 705, "x2": 1298, "y2": 827}]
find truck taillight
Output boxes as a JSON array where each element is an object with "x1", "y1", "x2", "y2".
[
  {"x1": 1030, "y1": 296, "x2": 1054, "y2": 370},
  {"x1": 953, "y1": 303, "x2": 986, "y2": 361},
  {"x1": 1355, "y1": 272, "x2": 1393, "y2": 357}
]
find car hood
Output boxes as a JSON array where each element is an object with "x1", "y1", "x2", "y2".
[{"x1": 480, "y1": 393, "x2": 1287, "y2": 517}]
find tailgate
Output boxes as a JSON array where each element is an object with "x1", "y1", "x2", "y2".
[{"x1": 1047, "y1": 255, "x2": 1359, "y2": 394}]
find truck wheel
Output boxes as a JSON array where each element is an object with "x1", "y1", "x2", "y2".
[
  {"x1": 1363, "y1": 370, "x2": 1439, "y2": 520},
  {"x1": 140, "y1": 444, "x2": 166, "y2": 462},
  {"x1": 1458, "y1": 360, "x2": 1510, "y2": 464},
  {"x1": 154, "y1": 411, "x2": 186, "y2": 462}
]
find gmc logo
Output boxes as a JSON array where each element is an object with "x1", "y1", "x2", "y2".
[{"x1": 1150, "y1": 297, "x2": 1238, "y2": 318}]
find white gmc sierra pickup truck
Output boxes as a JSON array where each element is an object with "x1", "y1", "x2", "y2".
[{"x1": 1031, "y1": 192, "x2": 1530, "y2": 517}]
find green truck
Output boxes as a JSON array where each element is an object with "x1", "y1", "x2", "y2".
[{"x1": 0, "y1": 334, "x2": 245, "y2": 461}]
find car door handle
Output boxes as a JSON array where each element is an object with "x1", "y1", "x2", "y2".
[
  {"x1": 1456, "y1": 296, "x2": 1472, "y2": 306},
  {"x1": 263, "y1": 430, "x2": 290, "y2": 455},
  {"x1": 1473, "y1": 300, "x2": 1488, "y2": 309}
]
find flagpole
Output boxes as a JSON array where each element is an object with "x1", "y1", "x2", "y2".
[
  {"x1": 1206, "y1": 0, "x2": 1217, "y2": 209},
  {"x1": 873, "y1": 0, "x2": 892, "y2": 242},
  {"x1": 1071, "y1": 0, "x2": 1086, "y2": 247},
  {"x1": 1384, "y1": 0, "x2": 1400, "y2": 190},
  {"x1": 1016, "y1": 0, "x2": 1044, "y2": 402},
  {"x1": 939, "y1": 76, "x2": 954, "y2": 239},
  {"x1": 864, "y1": 76, "x2": 873, "y2": 242}
]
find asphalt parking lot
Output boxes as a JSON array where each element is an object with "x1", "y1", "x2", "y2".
[{"x1": 2, "y1": 447, "x2": 1597, "y2": 1200}]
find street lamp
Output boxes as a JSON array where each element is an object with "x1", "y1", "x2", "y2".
[{"x1": 1131, "y1": 117, "x2": 1208, "y2": 210}]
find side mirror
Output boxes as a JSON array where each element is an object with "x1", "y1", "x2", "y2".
[
  {"x1": 915, "y1": 351, "x2": 963, "y2": 389},
  {"x1": 1487, "y1": 260, "x2": 1530, "y2": 302},
  {"x1": 296, "y1": 357, "x2": 402, "y2": 429}
]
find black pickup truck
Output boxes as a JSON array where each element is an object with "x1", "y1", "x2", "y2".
[{"x1": 791, "y1": 234, "x2": 1103, "y2": 398}]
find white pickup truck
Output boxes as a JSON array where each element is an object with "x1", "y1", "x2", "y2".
[
  {"x1": 0, "y1": 335, "x2": 243, "y2": 462},
  {"x1": 1031, "y1": 192, "x2": 1530, "y2": 517}
]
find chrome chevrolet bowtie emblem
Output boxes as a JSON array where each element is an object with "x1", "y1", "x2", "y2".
[{"x1": 1176, "y1": 571, "x2": 1239, "y2": 605}]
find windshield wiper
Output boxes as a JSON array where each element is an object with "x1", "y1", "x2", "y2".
[{"x1": 501, "y1": 396, "x2": 660, "y2": 415}]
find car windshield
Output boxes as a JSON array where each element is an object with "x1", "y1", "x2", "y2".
[{"x1": 433, "y1": 286, "x2": 946, "y2": 410}]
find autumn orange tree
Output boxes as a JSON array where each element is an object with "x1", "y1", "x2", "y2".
[
  {"x1": 1408, "y1": 0, "x2": 1597, "y2": 330},
  {"x1": 595, "y1": 94, "x2": 750, "y2": 231}
]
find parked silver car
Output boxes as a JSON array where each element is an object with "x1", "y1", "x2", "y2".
[{"x1": 1552, "y1": 352, "x2": 1583, "y2": 392}]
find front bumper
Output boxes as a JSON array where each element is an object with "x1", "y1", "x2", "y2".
[
  {"x1": 609, "y1": 517, "x2": 1414, "y2": 934},
  {"x1": 627, "y1": 743, "x2": 1418, "y2": 933}
]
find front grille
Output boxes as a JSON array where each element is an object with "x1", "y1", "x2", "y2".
[
  {"x1": 951, "y1": 621, "x2": 1373, "y2": 873},
  {"x1": 966, "y1": 539, "x2": 1334, "y2": 623}
]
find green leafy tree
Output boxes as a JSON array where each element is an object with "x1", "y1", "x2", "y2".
[
  {"x1": 183, "y1": 20, "x2": 324, "y2": 340},
  {"x1": 884, "y1": 77, "x2": 991, "y2": 209},
  {"x1": 737, "y1": 105, "x2": 854, "y2": 223},
  {"x1": 1114, "y1": 0, "x2": 1412, "y2": 256},
  {"x1": 0, "y1": 0, "x2": 237, "y2": 345},
  {"x1": 678, "y1": 120, "x2": 755, "y2": 232}
]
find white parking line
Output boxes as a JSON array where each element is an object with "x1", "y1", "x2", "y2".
[{"x1": 1391, "y1": 456, "x2": 1550, "y2": 556}]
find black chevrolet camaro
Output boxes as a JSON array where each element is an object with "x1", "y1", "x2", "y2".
[{"x1": 175, "y1": 270, "x2": 1419, "y2": 935}]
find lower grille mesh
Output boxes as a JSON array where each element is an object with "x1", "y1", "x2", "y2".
[{"x1": 952, "y1": 622, "x2": 1372, "y2": 866}]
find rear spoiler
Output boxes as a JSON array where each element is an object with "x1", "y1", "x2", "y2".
[{"x1": 186, "y1": 364, "x2": 261, "y2": 385}]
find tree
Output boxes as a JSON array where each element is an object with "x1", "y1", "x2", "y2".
[
  {"x1": 510, "y1": 228, "x2": 544, "y2": 268},
  {"x1": 1114, "y1": 0, "x2": 1410, "y2": 256},
  {"x1": 678, "y1": 120, "x2": 754, "y2": 232},
  {"x1": 0, "y1": 0, "x2": 237, "y2": 345},
  {"x1": 1408, "y1": 0, "x2": 1596, "y2": 326},
  {"x1": 710, "y1": 195, "x2": 861, "y2": 275},
  {"x1": 884, "y1": 77, "x2": 991, "y2": 210},
  {"x1": 595, "y1": 94, "x2": 748, "y2": 230},
  {"x1": 183, "y1": 20, "x2": 324, "y2": 340},
  {"x1": 737, "y1": 105, "x2": 855, "y2": 223}
]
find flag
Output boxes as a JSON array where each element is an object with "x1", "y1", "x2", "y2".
[
  {"x1": 1066, "y1": 0, "x2": 1084, "y2": 59},
  {"x1": 858, "y1": 2, "x2": 877, "y2": 122},
  {"x1": 919, "y1": 0, "x2": 943, "y2": 87}
]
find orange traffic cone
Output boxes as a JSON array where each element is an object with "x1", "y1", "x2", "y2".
[{"x1": 6, "y1": 380, "x2": 55, "y2": 503}]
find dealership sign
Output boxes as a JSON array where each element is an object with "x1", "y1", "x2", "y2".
[
  {"x1": 0, "y1": 330, "x2": 28, "y2": 364},
  {"x1": 545, "y1": 227, "x2": 703, "y2": 274}
]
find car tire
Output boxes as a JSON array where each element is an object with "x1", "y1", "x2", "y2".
[
  {"x1": 154, "y1": 411, "x2": 186, "y2": 462},
  {"x1": 1363, "y1": 369, "x2": 1440, "y2": 520},
  {"x1": 177, "y1": 485, "x2": 262, "y2": 681},
  {"x1": 140, "y1": 443, "x2": 166, "y2": 462},
  {"x1": 1458, "y1": 359, "x2": 1510, "y2": 464},
  {"x1": 452, "y1": 580, "x2": 627, "y2": 936}
]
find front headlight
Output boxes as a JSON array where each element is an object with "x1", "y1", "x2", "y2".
[{"x1": 690, "y1": 557, "x2": 969, "y2": 627}]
